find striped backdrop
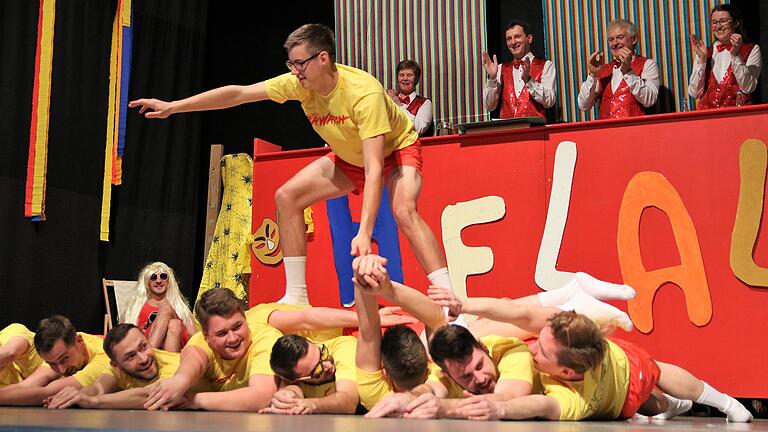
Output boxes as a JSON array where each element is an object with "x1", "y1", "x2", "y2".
[
  {"x1": 335, "y1": 0, "x2": 489, "y2": 126},
  {"x1": 543, "y1": 0, "x2": 728, "y2": 122}
]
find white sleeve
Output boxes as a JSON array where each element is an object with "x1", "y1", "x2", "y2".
[
  {"x1": 483, "y1": 65, "x2": 502, "y2": 111},
  {"x1": 526, "y1": 60, "x2": 556, "y2": 108},
  {"x1": 733, "y1": 44, "x2": 762, "y2": 94},
  {"x1": 623, "y1": 58, "x2": 659, "y2": 107},
  {"x1": 688, "y1": 55, "x2": 707, "y2": 99},
  {"x1": 577, "y1": 74, "x2": 600, "y2": 111},
  {"x1": 401, "y1": 99, "x2": 433, "y2": 136}
]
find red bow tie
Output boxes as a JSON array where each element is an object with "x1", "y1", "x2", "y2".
[
  {"x1": 398, "y1": 95, "x2": 411, "y2": 104},
  {"x1": 716, "y1": 43, "x2": 733, "y2": 52},
  {"x1": 512, "y1": 60, "x2": 523, "y2": 68}
]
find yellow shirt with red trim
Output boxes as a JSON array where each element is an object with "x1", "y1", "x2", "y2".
[
  {"x1": 540, "y1": 339, "x2": 630, "y2": 420},
  {"x1": 185, "y1": 322, "x2": 281, "y2": 391},
  {"x1": 246, "y1": 303, "x2": 342, "y2": 343},
  {"x1": 0, "y1": 324, "x2": 44, "y2": 386},
  {"x1": 428, "y1": 335, "x2": 534, "y2": 398},
  {"x1": 297, "y1": 335, "x2": 357, "y2": 399},
  {"x1": 264, "y1": 64, "x2": 418, "y2": 167},
  {"x1": 357, "y1": 362, "x2": 440, "y2": 410}
]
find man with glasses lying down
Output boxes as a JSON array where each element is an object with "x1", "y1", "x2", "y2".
[
  {"x1": 265, "y1": 334, "x2": 359, "y2": 415},
  {"x1": 130, "y1": 23, "x2": 457, "y2": 311}
]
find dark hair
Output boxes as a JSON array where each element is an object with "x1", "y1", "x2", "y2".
[
  {"x1": 284, "y1": 23, "x2": 336, "y2": 62},
  {"x1": 270, "y1": 334, "x2": 309, "y2": 381},
  {"x1": 428, "y1": 324, "x2": 484, "y2": 370},
  {"x1": 548, "y1": 311, "x2": 607, "y2": 374},
  {"x1": 103, "y1": 323, "x2": 140, "y2": 361},
  {"x1": 34, "y1": 315, "x2": 77, "y2": 354},
  {"x1": 195, "y1": 288, "x2": 246, "y2": 332},
  {"x1": 396, "y1": 60, "x2": 422, "y2": 85},
  {"x1": 381, "y1": 325, "x2": 428, "y2": 390},
  {"x1": 711, "y1": 4, "x2": 748, "y2": 40},
  {"x1": 505, "y1": 20, "x2": 531, "y2": 36}
]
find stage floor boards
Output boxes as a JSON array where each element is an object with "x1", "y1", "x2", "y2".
[{"x1": 0, "y1": 408, "x2": 763, "y2": 432}]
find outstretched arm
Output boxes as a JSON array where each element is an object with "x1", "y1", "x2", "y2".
[
  {"x1": 192, "y1": 374, "x2": 278, "y2": 411},
  {"x1": 428, "y1": 288, "x2": 557, "y2": 334},
  {"x1": 129, "y1": 83, "x2": 268, "y2": 119},
  {"x1": 456, "y1": 394, "x2": 561, "y2": 421}
]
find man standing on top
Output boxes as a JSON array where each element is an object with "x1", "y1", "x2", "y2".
[
  {"x1": 578, "y1": 19, "x2": 659, "y2": 119},
  {"x1": 483, "y1": 21, "x2": 556, "y2": 122},
  {"x1": 130, "y1": 23, "x2": 454, "y2": 307}
]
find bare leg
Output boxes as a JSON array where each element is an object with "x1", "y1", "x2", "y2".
[
  {"x1": 637, "y1": 389, "x2": 669, "y2": 416},
  {"x1": 386, "y1": 166, "x2": 446, "y2": 274},
  {"x1": 147, "y1": 312, "x2": 171, "y2": 349},
  {"x1": 656, "y1": 361, "x2": 751, "y2": 422},
  {"x1": 163, "y1": 319, "x2": 183, "y2": 352},
  {"x1": 274, "y1": 157, "x2": 355, "y2": 304}
]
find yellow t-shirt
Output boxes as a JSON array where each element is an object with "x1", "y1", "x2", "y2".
[
  {"x1": 264, "y1": 64, "x2": 419, "y2": 167},
  {"x1": 428, "y1": 335, "x2": 534, "y2": 398},
  {"x1": 298, "y1": 335, "x2": 357, "y2": 399},
  {"x1": 541, "y1": 339, "x2": 630, "y2": 420},
  {"x1": 246, "y1": 303, "x2": 342, "y2": 342},
  {"x1": 72, "y1": 333, "x2": 112, "y2": 387},
  {"x1": 358, "y1": 362, "x2": 441, "y2": 410},
  {"x1": 185, "y1": 322, "x2": 281, "y2": 391},
  {"x1": 0, "y1": 324, "x2": 44, "y2": 386}
]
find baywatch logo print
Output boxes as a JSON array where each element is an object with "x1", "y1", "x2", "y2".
[{"x1": 307, "y1": 113, "x2": 350, "y2": 126}]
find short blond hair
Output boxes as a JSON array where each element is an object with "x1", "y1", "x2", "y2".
[
  {"x1": 549, "y1": 311, "x2": 607, "y2": 374},
  {"x1": 284, "y1": 24, "x2": 336, "y2": 62}
]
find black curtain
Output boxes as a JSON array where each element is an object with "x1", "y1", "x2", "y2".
[{"x1": 0, "y1": 0, "x2": 208, "y2": 334}]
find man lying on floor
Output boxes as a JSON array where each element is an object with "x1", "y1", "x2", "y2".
[
  {"x1": 44, "y1": 323, "x2": 210, "y2": 409},
  {"x1": 0, "y1": 315, "x2": 111, "y2": 406},
  {"x1": 0, "y1": 323, "x2": 44, "y2": 388},
  {"x1": 413, "y1": 292, "x2": 753, "y2": 423}
]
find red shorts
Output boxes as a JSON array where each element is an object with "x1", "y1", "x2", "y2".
[
  {"x1": 325, "y1": 141, "x2": 423, "y2": 193},
  {"x1": 611, "y1": 338, "x2": 661, "y2": 419}
]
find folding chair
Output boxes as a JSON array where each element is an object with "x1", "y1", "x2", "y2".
[{"x1": 102, "y1": 279, "x2": 138, "y2": 335}]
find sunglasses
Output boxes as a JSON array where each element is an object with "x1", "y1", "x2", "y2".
[
  {"x1": 297, "y1": 344, "x2": 329, "y2": 381},
  {"x1": 150, "y1": 272, "x2": 168, "y2": 281}
]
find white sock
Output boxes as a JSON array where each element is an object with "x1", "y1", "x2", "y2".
[
  {"x1": 538, "y1": 272, "x2": 636, "y2": 307},
  {"x1": 428, "y1": 268, "x2": 454, "y2": 317},
  {"x1": 696, "y1": 382, "x2": 752, "y2": 422},
  {"x1": 558, "y1": 292, "x2": 634, "y2": 331},
  {"x1": 653, "y1": 394, "x2": 692, "y2": 419},
  {"x1": 278, "y1": 257, "x2": 308, "y2": 305}
]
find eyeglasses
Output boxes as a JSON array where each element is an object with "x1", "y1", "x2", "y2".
[
  {"x1": 710, "y1": 18, "x2": 732, "y2": 28},
  {"x1": 150, "y1": 272, "x2": 168, "y2": 281},
  {"x1": 298, "y1": 344, "x2": 329, "y2": 380},
  {"x1": 285, "y1": 52, "x2": 321, "y2": 72}
]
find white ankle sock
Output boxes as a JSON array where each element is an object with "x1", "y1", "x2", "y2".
[
  {"x1": 538, "y1": 272, "x2": 636, "y2": 307},
  {"x1": 653, "y1": 394, "x2": 692, "y2": 419},
  {"x1": 558, "y1": 292, "x2": 634, "y2": 331},
  {"x1": 696, "y1": 382, "x2": 752, "y2": 422},
  {"x1": 278, "y1": 257, "x2": 308, "y2": 305}
]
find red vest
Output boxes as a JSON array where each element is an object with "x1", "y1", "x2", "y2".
[
  {"x1": 403, "y1": 95, "x2": 433, "y2": 136},
  {"x1": 499, "y1": 57, "x2": 547, "y2": 121},
  {"x1": 597, "y1": 56, "x2": 649, "y2": 119},
  {"x1": 697, "y1": 43, "x2": 755, "y2": 110}
]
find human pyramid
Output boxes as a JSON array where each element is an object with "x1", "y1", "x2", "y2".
[{"x1": 0, "y1": 17, "x2": 755, "y2": 422}]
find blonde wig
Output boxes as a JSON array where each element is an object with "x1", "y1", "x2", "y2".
[{"x1": 120, "y1": 262, "x2": 195, "y2": 330}]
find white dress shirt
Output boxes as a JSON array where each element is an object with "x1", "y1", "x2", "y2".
[
  {"x1": 398, "y1": 91, "x2": 433, "y2": 136},
  {"x1": 483, "y1": 52, "x2": 557, "y2": 111},
  {"x1": 688, "y1": 41, "x2": 762, "y2": 98},
  {"x1": 578, "y1": 57, "x2": 660, "y2": 111}
]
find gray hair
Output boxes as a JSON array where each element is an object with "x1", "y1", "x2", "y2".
[{"x1": 609, "y1": 19, "x2": 638, "y2": 39}]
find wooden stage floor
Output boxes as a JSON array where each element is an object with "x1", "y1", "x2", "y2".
[{"x1": 0, "y1": 408, "x2": 764, "y2": 432}]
